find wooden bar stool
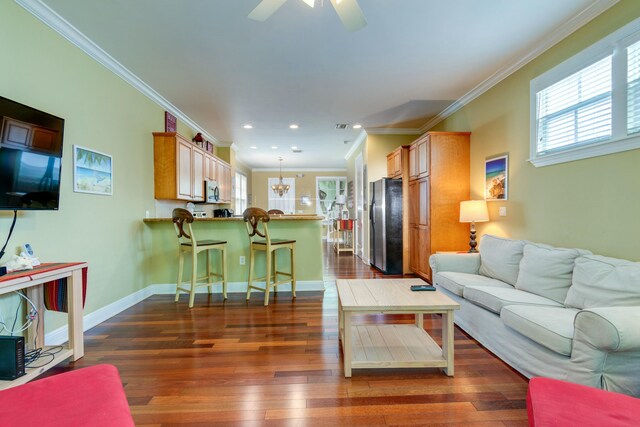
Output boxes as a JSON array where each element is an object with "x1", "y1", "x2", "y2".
[
  {"x1": 172, "y1": 208, "x2": 227, "y2": 308},
  {"x1": 243, "y1": 207, "x2": 296, "y2": 306}
]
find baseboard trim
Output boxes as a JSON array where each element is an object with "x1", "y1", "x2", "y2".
[{"x1": 44, "y1": 280, "x2": 326, "y2": 345}]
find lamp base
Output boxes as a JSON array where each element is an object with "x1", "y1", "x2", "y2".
[{"x1": 468, "y1": 222, "x2": 479, "y2": 253}]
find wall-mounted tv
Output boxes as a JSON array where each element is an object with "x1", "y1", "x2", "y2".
[{"x1": 0, "y1": 96, "x2": 64, "y2": 210}]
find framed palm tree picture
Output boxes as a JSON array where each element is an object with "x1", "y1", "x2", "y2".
[{"x1": 73, "y1": 145, "x2": 113, "y2": 195}]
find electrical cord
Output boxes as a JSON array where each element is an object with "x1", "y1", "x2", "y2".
[
  {"x1": 25, "y1": 345, "x2": 63, "y2": 368},
  {"x1": 0, "y1": 210, "x2": 17, "y2": 261},
  {"x1": 0, "y1": 290, "x2": 37, "y2": 335}
]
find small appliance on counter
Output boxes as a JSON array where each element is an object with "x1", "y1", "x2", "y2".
[{"x1": 214, "y1": 208, "x2": 234, "y2": 218}]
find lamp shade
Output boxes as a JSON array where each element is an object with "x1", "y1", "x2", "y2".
[
  {"x1": 460, "y1": 200, "x2": 489, "y2": 223},
  {"x1": 335, "y1": 194, "x2": 347, "y2": 205}
]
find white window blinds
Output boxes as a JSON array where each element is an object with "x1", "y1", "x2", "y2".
[
  {"x1": 627, "y1": 39, "x2": 640, "y2": 135},
  {"x1": 536, "y1": 56, "x2": 612, "y2": 154}
]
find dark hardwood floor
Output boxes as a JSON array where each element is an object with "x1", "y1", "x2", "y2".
[{"x1": 48, "y1": 243, "x2": 529, "y2": 426}]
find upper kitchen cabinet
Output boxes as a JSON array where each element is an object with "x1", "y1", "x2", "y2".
[
  {"x1": 153, "y1": 132, "x2": 206, "y2": 202},
  {"x1": 386, "y1": 145, "x2": 409, "y2": 178}
]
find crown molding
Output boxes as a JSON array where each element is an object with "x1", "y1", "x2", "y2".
[
  {"x1": 15, "y1": 0, "x2": 219, "y2": 144},
  {"x1": 344, "y1": 130, "x2": 368, "y2": 160},
  {"x1": 252, "y1": 168, "x2": 348, "y2": 172},
  {"x1": 420, "y1": 0, "x2": 620, "y2": 132},
  {"x1": 364, "y1": 127, "x2": 422, "y2": 135}
]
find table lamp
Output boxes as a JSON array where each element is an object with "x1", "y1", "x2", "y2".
[{"x1": 459, "y1": 200, "x2": 489, "y2": 253}]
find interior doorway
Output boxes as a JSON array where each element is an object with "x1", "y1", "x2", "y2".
[{"x1": 355, "y1": 153, "x2": 364, "y2": 259}]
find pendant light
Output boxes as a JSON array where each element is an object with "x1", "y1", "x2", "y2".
[{"x1": 271, "y1": 157, "x2": 290, "y2": 197}]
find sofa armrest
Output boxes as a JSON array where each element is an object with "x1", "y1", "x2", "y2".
[
  {"x1": 429, "y1": 253, "x2": 480, "y2": 276},
  {"x1": 574, "y1": 307, "x2": 640, "y2": 352}
]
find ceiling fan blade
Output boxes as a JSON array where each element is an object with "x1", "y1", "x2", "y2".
[
  {"x1": 330, "y1": 0, "x2": 367, "y2": 32},
  {"x1": 248, "y1": 0, "x2": 288, "y2": 22}
]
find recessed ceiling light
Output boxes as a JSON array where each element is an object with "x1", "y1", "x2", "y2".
[
  {"x1": 250, "y1": 145, "x2": 258, "y2": 150},
  {"x1": 353, "y1": 124, "x2": 362, "y2": 129},
  {"x1": 289, "y1": 124, "x2": 299, "y2": 129},
  {"x1": 271, "y1": 146, "x2": 278, "y2": 149},
  {"x1": 291, "y1": 146, "x2": 298, "y2": 150},
  {"x1": 243, "y1": 124, "x2": 253, "y2": 129}
]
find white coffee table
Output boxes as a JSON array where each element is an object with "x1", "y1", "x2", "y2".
[{"x1": 336, "y1": 278, "x2": 460, "y2": 378}]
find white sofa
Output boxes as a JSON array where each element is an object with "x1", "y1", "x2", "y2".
[{"x1": 429, "y1": 234, "x2": 640, "y2": 397}]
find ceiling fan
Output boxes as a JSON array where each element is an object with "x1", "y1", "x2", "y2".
[{"x1": 248, "y1": 0, "x2": 367, "y2": 32}]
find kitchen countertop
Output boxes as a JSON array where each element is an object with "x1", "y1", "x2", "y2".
[{"x1": 143, "y1": 214, "x2": 324, "y2": 222}]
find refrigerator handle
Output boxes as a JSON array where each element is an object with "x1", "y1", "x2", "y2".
[{"x1": 370, "y1": 201, "x2": 375, "y2": 223}]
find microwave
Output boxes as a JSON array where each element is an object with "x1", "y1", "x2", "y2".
[{"x1": 205, "y1": 180, "x2": 220, "y2": 203}]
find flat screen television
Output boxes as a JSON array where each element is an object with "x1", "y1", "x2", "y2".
[{"x1": 0, "y1": 96, "x2": 64, "y2": 210}]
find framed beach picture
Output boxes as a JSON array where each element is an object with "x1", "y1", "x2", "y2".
[
  {"x1": 485, "y1": 155, "x2": 508, "y2": 200},
  {"x1": 73, "y1": 145, "x2": 113, "y2": 195}
]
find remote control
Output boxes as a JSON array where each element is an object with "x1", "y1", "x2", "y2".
[{"x1": 410, "y1": 285, "x2": 436, "y2": 291}]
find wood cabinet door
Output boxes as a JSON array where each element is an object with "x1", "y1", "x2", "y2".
[
  {"x1": 177, "y1": 139, "x2": 193, "y2": 200},
  {"x1": 409, "y1": 145, "x2": 417, "y2": 179},
  {"x1": 409, "y1": 226, "x2": 417, "y2": 272},
  {"x1": 418, "y1": 226, "x2": 431, "y2": 281},
  {"x1": 418, "y1": 137, "x2": 429, "y2": 177},
  {"x1": 222, "y1": 164, "x2": 231, "y2": 202},
  {"x1": 386, "y1": 153, "x2": 395, "y2": 177},
  {"x1": 393, "y1": 150, "x2": 401, "y2": 176},
  {"x1": 418, "y1": 177, "x2": 430, "y2": 226},
  {"x1": 192, "y1": 148, "x2": 205, "y2": 201},
  {"x1": 408, "y1": 180, "x2": 418, "y2": 226}
]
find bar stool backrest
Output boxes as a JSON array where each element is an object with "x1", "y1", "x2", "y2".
[
  {"x1": 172, "y1": 208, "x2": 196, "y2": 245},
  {"x1": 243, "y1": 207, "x2": 271, "y2": 243}
]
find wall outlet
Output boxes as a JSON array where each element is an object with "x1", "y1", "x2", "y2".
[
  {"x1": 499, "y1": 207, "x2": 507, "y2": 217},
  {"x1": 239, "y1": 256, "x2": 246, "y2": 265}
]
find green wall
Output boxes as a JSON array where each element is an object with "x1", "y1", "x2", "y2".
[
  {"x1": 432, "y1": 0, "x2": 640, "y2": 260},
  {"x1": 0, "y1": 2, "x2": 163, "y2": 332}
]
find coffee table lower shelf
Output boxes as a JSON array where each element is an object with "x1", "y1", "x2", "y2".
[{"x1": 342, "y1": 324, "x2": 447, "y2": 370}]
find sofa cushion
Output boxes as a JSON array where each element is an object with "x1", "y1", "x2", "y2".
[
  {"x1": 478, "y1": 235, "x2": 525, "y2": 286},
  {"x1": 501, "y1": 305, "x2": 579, "y2": 356},
  {"x1": 565, "y1": 255, "x2": 640, "y2": 309},
  {"x1": 515, "y1": 243, "x2": 591, "y2": 303},
  {"x1": 434, "y1": 272, "x2": 512, "y2": 297},
  {"x1": 464, "y1": 286, "x2": 562, "y2": 314}
]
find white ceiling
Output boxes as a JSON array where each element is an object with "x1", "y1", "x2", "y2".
[{"x1": 37, "y1": 0, "x2": 611, "y2": 170}]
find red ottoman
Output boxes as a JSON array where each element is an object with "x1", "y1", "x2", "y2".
[
  {"x1": 527, "y1": 377, "x2": 640, "y2": 427},
  {"x1": 0, "y1": 364, "x2": 134, "y2": 427}
]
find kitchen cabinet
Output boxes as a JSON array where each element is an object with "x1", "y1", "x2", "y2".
[
  {"x1": 153, "y1": 132, "x2": 207, "y2": 202},
  {"x1": 407, "y1": 132, "x2": 470, "y2": 282},
  {"x1": 216, "y1": 160, "x2": 232, "y2": 203},
  {"x1": 386, "y1": 145, "x2": 408, "y2": 178}
]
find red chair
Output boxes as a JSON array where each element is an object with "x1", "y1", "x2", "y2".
[{"x1": 527, "y1": 377, "x2": 640, "y2": 427}]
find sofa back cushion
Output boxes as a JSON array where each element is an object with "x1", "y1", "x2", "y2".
[
  {"x1": 478, "y1": 235, "x2": 525, "y2": 286},
  {"x1": 515, "y1": 243, "x2": 591, "y2": 303},
  {"x1": 565, "y1": 255, "x2": 640, "y2": 309}
]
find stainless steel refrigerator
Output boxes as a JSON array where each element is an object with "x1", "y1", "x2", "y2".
[{"x1": 369, "y1": 178, "x2": 403, "y2": 275}]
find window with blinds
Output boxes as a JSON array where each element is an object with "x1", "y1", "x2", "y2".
[
  {"x1": 530, "y1": 18, "x2": 640, "y2": 167},
  {"x1": 627, "y1": 39, "x2": 640, "y2": 135},
  {"x1": 536, "y1": 56, "x2": 612, "y2": 154}
]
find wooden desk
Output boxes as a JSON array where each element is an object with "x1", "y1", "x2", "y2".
[
  {"x1": 0, "y1": 262, "x2": 87, "y2": 389},
  {"x1": 337, "y1": 278, "x2": 459, "y2": 377}
]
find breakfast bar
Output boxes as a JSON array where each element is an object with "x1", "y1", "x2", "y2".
[{"x1": 142, "y1": 215, "x2": 325, "y2": 291}]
